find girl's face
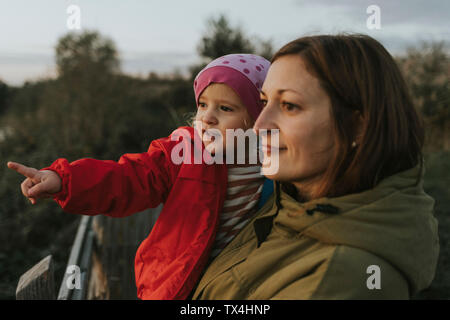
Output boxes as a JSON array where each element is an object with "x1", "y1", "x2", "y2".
[
  {"x1": 195, "y1": 83, "x2": 254, "y2": 155},
  {"x1": 254, "y1": 54, "x2": 335, "y2": 198}
]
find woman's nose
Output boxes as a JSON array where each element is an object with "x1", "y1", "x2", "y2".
[{"x1": 253, "y1": 104, "x2": 277, "y2": 134}]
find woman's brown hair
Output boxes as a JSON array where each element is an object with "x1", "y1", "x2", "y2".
[{"x1": 272, "y1": 34, "x2": 425, "y2": 198}]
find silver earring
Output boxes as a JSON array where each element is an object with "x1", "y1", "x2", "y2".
[{"x1": 351, "y1": 141, "x2": 357, "y2": 148}]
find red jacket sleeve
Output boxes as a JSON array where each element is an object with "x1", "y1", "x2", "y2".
[{"x1": 40, "y1": 139, "x2": 174, "y2": 218}]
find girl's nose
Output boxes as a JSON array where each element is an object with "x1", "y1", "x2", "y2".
[{"x1": 202, "y1": 109, "x2": 218, "y2": 126}]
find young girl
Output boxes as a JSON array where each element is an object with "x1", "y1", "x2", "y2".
[{"x1": 7, "y1": 53, "x2": 273, "y2": 300}]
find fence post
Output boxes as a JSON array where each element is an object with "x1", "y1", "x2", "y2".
[
  {"x1": 58, "y1": 215, "x2": 93, "y2": 300},
  {"x1": 16, "y1": 255, "x2": 55, "y2": 300}
]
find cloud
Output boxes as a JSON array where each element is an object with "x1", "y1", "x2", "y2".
[
  {"x1": 289, "y1": 0, "x2": 449, "y2": 54},
  {"x1": 294, "y1": 0, "x2": 450, "y2": 27}
]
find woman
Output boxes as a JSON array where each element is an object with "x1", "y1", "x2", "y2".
[{"x1": 190, "y1": 34, "x2": 439, "y2": 299}]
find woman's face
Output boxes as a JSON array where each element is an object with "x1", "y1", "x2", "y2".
[{"x1": 254, "y1": 54, "x2": 335, "y2": 197}]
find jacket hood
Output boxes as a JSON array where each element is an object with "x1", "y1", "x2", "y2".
[{"x1": 274, "y1": 163, "x2": 440, "y2": 296}]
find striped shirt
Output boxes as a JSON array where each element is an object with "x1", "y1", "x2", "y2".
[{"x1": 209, "y1": 164, "x2": 265, "y2": 260}]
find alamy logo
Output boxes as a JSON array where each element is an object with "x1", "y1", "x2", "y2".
[
  {"x1": 366, "y1": 265, "x2": 381, "y2": 290},
  {"x1": 366, "y1": 5, "x2": 381, "y2": 30},
  {"x1": 66, "y1": 265, "x2": 81, "y2": 290},
  {"x1": 67, "y1": 5, "x2": 81, "y2": 30},
  {"x1": 170, "y1": 121, "x2": 280, "y2": 175}
]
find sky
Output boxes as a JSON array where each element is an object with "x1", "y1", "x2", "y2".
[{"x1": 0, "y1": 0, "x2": 448, "y2": 86}]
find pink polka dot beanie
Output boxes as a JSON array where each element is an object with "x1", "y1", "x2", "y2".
[{"x1": 193, "y1": 54, "x2": 271, "y2": 120}]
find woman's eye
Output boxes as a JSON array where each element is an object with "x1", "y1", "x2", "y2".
[
  {"x1": 220, "y1": 105, "x2": 233, "y2": 112},
  {"x1": 281, "y1": 102, "x2": 299, "y2": 111},
  {"x1": 198, "y1": 102, "x2": 207, "y2": 108},
  {"x1": 260, "y1": 99, "x2": 267, "y2": 107}
]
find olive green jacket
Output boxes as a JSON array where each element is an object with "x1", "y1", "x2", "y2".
[{"x1": 192, "y1": 164, "x2": 439, "y2": 299}]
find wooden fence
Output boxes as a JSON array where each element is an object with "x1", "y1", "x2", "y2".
[
  {"x1": 15, "y1": 205, "x2": 161, "y2": 300},
  {"x1": 16, "y1": 203, "x2": 447, "y2": 300}
]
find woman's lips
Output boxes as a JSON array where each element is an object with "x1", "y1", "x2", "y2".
[{"x1": 261, "y1": 145, "x2": 287, "y2": 155}]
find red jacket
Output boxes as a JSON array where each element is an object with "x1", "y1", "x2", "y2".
[{"x1": 41, "y1": 126, "x2": 229, "y2": 299}]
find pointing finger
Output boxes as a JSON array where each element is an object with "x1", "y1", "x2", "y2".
[{"x1": 7, "y1": 161, "x2": 39, "y2": 179}]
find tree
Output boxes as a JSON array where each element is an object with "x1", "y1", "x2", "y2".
[
  {"x1": 191, "y1": 14, "x2": 274, "y2": 80},
  {"x1": 55, "y1": 30, "x2": 120, "y2": 78},
  {"x1": 0, "y1": 80, "x2": 9, "y2": 115},
  {"x1": 197, "y1": 14, "x2": 255, "y2": 61},
  {"x1": 397, "y1": 41, "x2": 450, "y2": 150}
]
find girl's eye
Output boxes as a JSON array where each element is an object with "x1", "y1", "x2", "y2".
[
  {"x1": 220, "y1": 105, "x2": 233, "y2": 112},
  {"x1": 198, "y1": 102, "x2": 207, "y2": 108},
  {"x1": 281, "y1": 101, "x2": 299, "y2": 111},
  {"x1": 260, "y1": 99, "x2": 268, "y2": 107}
]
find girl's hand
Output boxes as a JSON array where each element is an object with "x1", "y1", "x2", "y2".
[{"x1": 7, "y1": 161, "x2": 62, "y2": 205}]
